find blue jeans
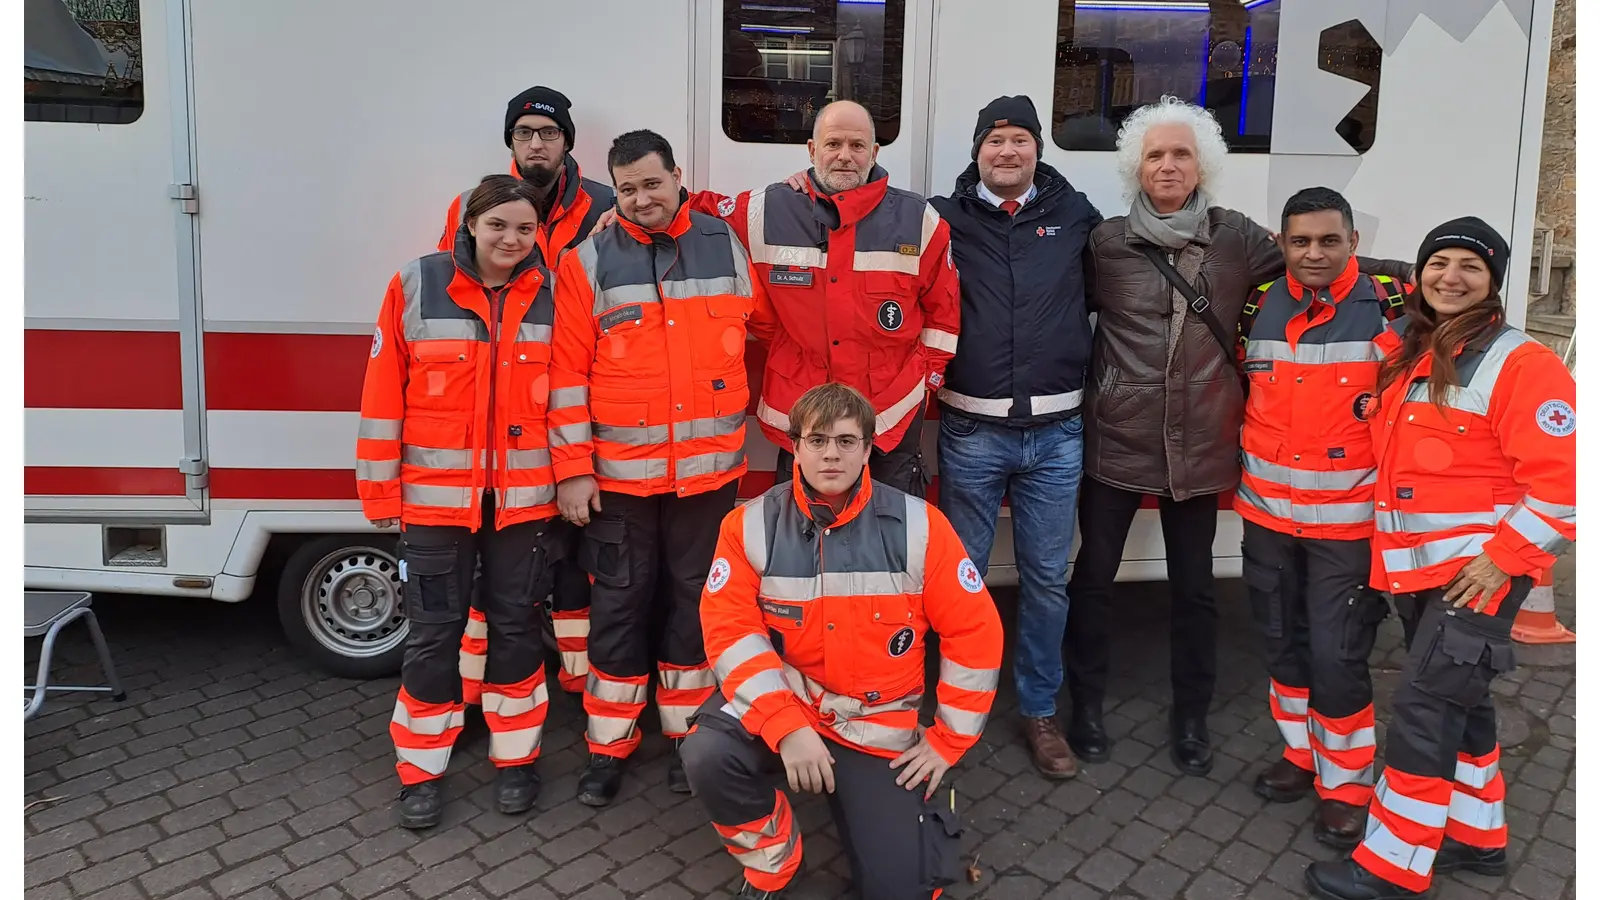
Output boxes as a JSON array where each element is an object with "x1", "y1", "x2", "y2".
[{"x1": 937, "y1": 410, "x2": 1084, "y2": 719}]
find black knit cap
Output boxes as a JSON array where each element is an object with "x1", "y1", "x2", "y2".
[
  {"x1": 1416, "y1": 216, "x2": 1510, "y2": 289},
  {"x1": 972, "y1": 95, "x2": 1043, "y2": 160},
  {"x1": 504, "y1": 86, "x2": 575, "y2": 150}
]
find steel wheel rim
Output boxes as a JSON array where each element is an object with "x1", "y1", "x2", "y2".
[{"x1": 299, "y1": 545, "x2": 407, "y2": 659}]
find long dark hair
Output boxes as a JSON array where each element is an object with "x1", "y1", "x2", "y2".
[
  {"x1": 1375, "y1": 273, "x2": 1505, "y2": 411},
  {"x1": 463, "y1": 174, "x2": 543, "y2": 226}
]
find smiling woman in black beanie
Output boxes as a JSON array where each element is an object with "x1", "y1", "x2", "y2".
[{"x1": 1304, "y1": 216, "x2": 1577, "y2": 900}]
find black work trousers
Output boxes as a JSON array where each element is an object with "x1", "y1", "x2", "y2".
[
  {"x1": 1241, "y1": 521, "x2": 1386, "y2": 720},
  {"x1": 777, "y1": 401, "x2": 929, "y2": 498},
  {"x1": 400, "y1": 496, "x2": 551, "y2": 704},
  {"x1": 581, "y1": 483, "x2": 739, "y2": 678},
  {"x1": 1065, "y1": 476, "x2": 1219, "y2": 718},
  {"x1": 680, "y1": 697, "x2": 964, "y2": 899}
]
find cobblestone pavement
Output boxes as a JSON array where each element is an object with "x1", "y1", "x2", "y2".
[{"x1": 24, "y1": 557, "x2": 1576, "y2": 900}]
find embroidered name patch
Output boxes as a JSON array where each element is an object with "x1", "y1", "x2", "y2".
[
  {"x1": 1537, "y1": 399, "x2": 1575, "y2": 437},
  {"x1": 759, "y1": 598, "x2": 805, "y2": 623},
  {"x1": 769, "y1": 268, "x2": 813, "y2": 287},
  {"x1": 597, "y1": 304, "x2": 644, "y2": 331},
  {"x1": 1243, "y1": 360, "x2": 1274, "y2": 374}
]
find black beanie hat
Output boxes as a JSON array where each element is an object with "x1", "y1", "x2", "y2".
[
  {"x1": 1416, "y1": 216, "x2": 1510, "y2": 289},
  {"x1": 972, "y1": 95, "x2": 1043, "y2": 160},
  {"x1": 505, "y1": 86, "x2": 575, "y2": 150}
]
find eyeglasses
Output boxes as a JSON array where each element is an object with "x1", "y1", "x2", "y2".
[
  {"x1": 512, "y1": 125, "x2": 564, "y2": 144},
  {"x1": 798, "y1": 433, "x2": 863, "y2": 453}
]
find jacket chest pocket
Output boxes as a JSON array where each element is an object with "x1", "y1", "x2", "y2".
[
  {"x1": 409, "y1": 340, "x2": 479, "y2": 411},
  {"x1": 861, "y1": 272, "x2": 919, "y2": 338},
  {"x1": 1398, "y1": 405, "x2": 1474, "y2": 474},
  {"x1": 508, "y1": 342, "x2": 552, "y2": 417},
  {"x1": 702, "y1": 294, "x2": 754, "y2": 361},
  {"x1": 1321, "y1": 361, "x2": 1379, "y2": 425},
  {"x1": 855, "y1": 594, "x2": 923, "y2": 690}
]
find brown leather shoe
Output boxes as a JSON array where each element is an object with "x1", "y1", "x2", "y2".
[
  {"x1": 1253, "y1": 758, "x2": 1315, "y2": 803},
  {"x1": 1314, "y1": 799, "x2": 1366, "y2": 850},
  {"x1": 1022, "y1": 716, "x2": 1079, "y2": 780}
]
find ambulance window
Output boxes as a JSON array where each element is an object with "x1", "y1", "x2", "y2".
[
  {"x1": 723, "y1": 0, "x2": 905, "y2": 145},
  {"x1": 1052, "y1": 1, "x2": 1379, "y2": 155},
  {"x1": 24, "y1": 0, "x2": 144, "y2": 124}
]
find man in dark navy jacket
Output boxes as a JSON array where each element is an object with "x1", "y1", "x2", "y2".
[{"x1": 929, "y1": 95, "x2": 1103, "y2": 780}]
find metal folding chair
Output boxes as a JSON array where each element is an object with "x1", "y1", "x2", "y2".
[{"x1": 24, "y1": 591, "x2": 126, "y2": 721}]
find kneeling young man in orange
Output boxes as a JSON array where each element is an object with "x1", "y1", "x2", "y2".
[{"x1": 681, "y1": 382, "x2": 1004, "y2": 900}]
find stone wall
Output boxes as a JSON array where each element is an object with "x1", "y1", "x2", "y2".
[{"x1": 1532, "y1": 0, "x2": 1576, "y2": 318}]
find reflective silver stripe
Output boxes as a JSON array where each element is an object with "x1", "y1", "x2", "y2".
[
  {"x1": 356, "y1": 458, "x2": 400, "y2": 482},
  {"x1": 517, "y1": 322, "x2": 552, "y2": 344},
  {"x1": 391, "y1": 701, "x2": 466, "y2": 737},
  {"x1": 1382, "y1": 533, "x2": 1492, "y2": 573},
  {"x1": 744, "y1": 497, "x2": 769, "y2": 574},
  {"x1": 502, "y1": 484, "x2": 556, "y2": 508},
  {"x1": 488, "y1": 726, "x2": 544, "y2": 762},
  {"x1": 585, "y1": 672, "x2": 649, "y2": 706},
  {"x1": 1376, "y1": 507, "x2": 1512, "y2": 534},
  {"x1": 1360, "y1": 816, "x2": 1438, "y2": 876},
  {"x1": 831, "y1": 716, "x2": 917, "y2": 753},
  {"x1": 587, "y1": 715, "x2": 639, "y2": 745},
  {"x1": 553, "y1": 618, "x2": 590, "y2": 639},
  {"x1": 1308, "y1": 718, "x2": 1376, "y2": 752},
  {"x1": 854, "y1": 250, "x2": 921, "y2": 274},
  {"x1": 876, "y1": 381, "x2": 927, "y2": 437},
  {"x1": 660, "y1": 276, "x2": 747, "y2": 299},
  {"x1": 399, "y1": 258, "x2": 426, "y2": 341},
  {"x1": 938, "y1": 388, "x2": 1011, "y2": 416},
  {"x1": 1271, "y1": 682, "x2": 1309, "y2": 716},
  {"x1": 730, "y1": 668, "x2": 793, "y2": 717},
  {"x1": 359, "y1": 417, "x2": 403, "y2": 441},
  {"x1": 506, "y1": 448, "x2": 552, "y2": 470},
  {"x1": 459, "y1": 649, "x2": 485, "y2": 682},
  {"x1": 414, "y1": 319, "x2": 483, "y2": 342},
  {"x1": 658, "y1": 705, "x2": 696, "y2": 735},
  {"x1": 404, "y1": 445, "x2": 474, "y2": 470},
  {"x1": 560, "y1": 651, "x2": 589, "y2": 677},
  {"x1": 726, "y1": 231, "x2": 755, "y2": 298},
  {"x1": 1277, "y1": 718, "x2": 1310, "y2": 751},
  {"x1": 936, "y1": 705, "x2": 988, "y2": 737},
  {"x1": 402, "y1": 483, "x2": 474, "y2": 509},
  {"x1": 464, "y1": 615, "x2": 488, "y2": 640},
  {"x1": 905, "y1": 495, "x2": 929, "y2": 593},
  {"x1": 395, "y1": 745, "x2": 452, "y2": 776},
  {"x1": 673, "y1": 413, "x2": 744, "y2": 442},
  {"x1": 1315, "y1": 758, "x2": 1375, "y2": 790},
  {"x1": 1401, "y1": 329, "x2": 1534, "y2": 415},
  {"x1": 1030, "y1": 389, "x2": 1084, "y2": 416},
  {"x1": 1241, "y1": 452, "x2": 1377, "y2": 493},
  {"x1": 549, "y1": 421, "x2": 592, "y2": 448},
  {"x1": 1247, "y1": 339, "x2": 1380, "y2": 365},
  {"x1": 596, "y1": 457, "x2": 669, "y2": 481},
  {"x1": 679, "y1": 449, "x2": 746, "y2": 480},
  {"x1": 939, "y1": 659, "x2": 1000, "y2": 694},
  {"x1": 659, "y1": 667, "x2": 717, "y2": 692},
  {"x1": 594, "y1": 283, "x2": 662, "y2": 316},
  {"x1": 920, "y1": 328, "x2": 959, "y2": 354},
  {"x1": 714, "y1": 633, "x2": 776, "y2": 682},
  {"x1": 481, "y1": 682, "x2": 550, "y2": 720},
  {"x1": 759, "y1": 571, "x2": 911, "y2": 602},
  {"x1": 1446, "y1": 792, "x2": 1505, "y2": 831},
  {"x1": 1375, "y1": 777, "x2": 1450, "y2": 828},
  {"x1": 722, "y1": 815, "x2": 782, "y2": 850},
  {"x1": 1235, "y1": 482, "x2": 1373, "y2": 525},
  {"x1": 595, "y1": 423, "x2": 671, "y2": 445},
  {"x1": 1523, "y1": 496, "x2": 1576, "y2": 522},
  {"x1": 1454, "y1": 757, "x2": 1500, "y2": 789},
  {"x1": 455, "y1": 190, "x2": 471, "y2": 230},
  {"x1": 731, "y1": 828, "x2": 799, "y2": 874},
  {"x1": 1504, "y1": 503, "x2": 1569, "y2": 553},
  {"x1": 756, "y1": 397, "x2": 792, "y2": 433},
  {"x1": 549, "y1": 386, "x2": 589, "y2": 409}
]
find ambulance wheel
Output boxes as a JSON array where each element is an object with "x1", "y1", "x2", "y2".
[{"x1": 278, "y1": 535, "x2": 408, "y2": 679}]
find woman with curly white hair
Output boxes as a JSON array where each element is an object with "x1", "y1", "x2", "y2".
[{"x1": 1062, "y1": 97, "x2": 1408, "y2": 777}]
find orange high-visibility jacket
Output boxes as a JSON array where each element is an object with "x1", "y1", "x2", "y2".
[
  {"x1": 1235, "y1": 262, "x2": 1410, "y2": 540},
  {"x1": 547, "y1": 199, "x2": 776, "y2": 498},
  {"x1": 1368, "y1": 321, "x2": 1576, "y2": 611},
  {"x1": 689, "y1": 168, "x2": 961, "y2": 453},
  {"x1": 701, "y1": 469, "x2": 1004, "y2": 764},
  {"x1": 437, "y1": 155, "x2": 615, "y2": 264},
  {"x1": 356, "y1": 231, "x2": 559, "y2": 530}
]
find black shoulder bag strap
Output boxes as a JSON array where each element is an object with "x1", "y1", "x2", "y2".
[{"x1": 1138, "y1": 245, "x2": 1241, "y2": 373}]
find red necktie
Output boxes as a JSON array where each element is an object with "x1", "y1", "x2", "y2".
[{"x1": 1000, "y1": 200, "x2": 1021, "y2": 216}]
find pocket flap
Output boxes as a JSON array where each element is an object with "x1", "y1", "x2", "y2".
[
  {"x1": 872, "y1": 594, "x2": 914, "y2": 625},
  {"x1": 927, "y1": 803, "x2": 964, "y2": 838},
  {"x1": 413, "y1": 340, "x2": 473, "y2": 363},
  {"x1": 585, "y1": 517, "x2": 626, "y2": 545},
  {"x1": 705, "y1": 295, "x2": 753, "y2": 319},
  {"x1": 1439, "y1": 624, "x2": 1490, "y2": 666},
  {"x1": 1488, "y1": 640, "x2": 1517, "y2": 673},
  {"x1": 404, "y1": 543, "x2": 457, "y2": 577}
]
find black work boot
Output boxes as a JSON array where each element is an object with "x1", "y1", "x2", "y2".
[
  {"x1": 397, "y1": 780, "x2": 443, "y2": 830},
  {"x1": 737, "y1": 879, "x2": 785, "y2": 899},
  {"x1": 1305, "y1": 858, "x2": 1427, "y2": 900},
  {"x1": 1169, "y1": 713, "x2": 1213, "y2": 777},
  {"x1": 1066, "y1": 703, "x2": 1111, "y2": 763},
  {"x1": 1434, "y1": 837, "x2": 1508, "y2": 876},
  {"x1": 577, "y1": 753, "x2": 625, "y2": 807},
  {"x1": 667, "y1": 738, "x2": 692, "y2": 794},
  {"x1": 494, "y1": 764, "x2": 540, "y2": 815}
]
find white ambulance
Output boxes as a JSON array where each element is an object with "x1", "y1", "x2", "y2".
[{"x1": 23, "y1": 0, "x2": 1557, "y2": 676}]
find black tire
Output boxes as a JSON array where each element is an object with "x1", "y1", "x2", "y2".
[{"x1": 277, "y1": 534, "x2": 408, "y2": 679}]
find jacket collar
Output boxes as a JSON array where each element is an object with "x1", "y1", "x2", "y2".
[
  {"x1": 807, "y1": 164, "x2": 890, "y2": 227},
  {"x1": 616, "y1": 188, "x2": 694, "y2": 243},
  {"x1": 952, "y1": 159, "x2": 1070, "y2": 211},
  {"x1": 450, "y1": 225, "x2": 545, "y2": 289},
  {"x1": 506, "y1": 154, "x2": 584, "y2": 224},
  {"x1": 1285, "y1": 255, "x2": 1361, "y2": 303},
  {"x1": 788, "y1": 460, "x2": 873, "y2": 528}
]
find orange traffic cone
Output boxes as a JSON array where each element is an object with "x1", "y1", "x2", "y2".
[{"x1": 1511, "y1": 572, "x2": 1575, "y2": 644}]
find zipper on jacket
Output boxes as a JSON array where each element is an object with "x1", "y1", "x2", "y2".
[{"x1": 485, "y1": 284, "x2": 507, "y2": 510}]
